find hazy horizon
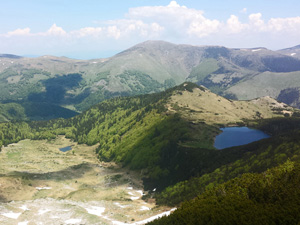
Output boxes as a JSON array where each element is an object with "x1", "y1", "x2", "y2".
[{"x1": 2, "y1": 40, "x2": 295, "y2": 60}]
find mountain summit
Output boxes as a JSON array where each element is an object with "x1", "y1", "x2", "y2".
[{"x1": 278, "y1": 44, "x2": 300, "y2": 59}]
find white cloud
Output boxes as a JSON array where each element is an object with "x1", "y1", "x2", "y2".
[
  {"x1": 126, "y1": 1, "x2": 219, "y2": 39},
  {"x1": 6, "y1": 28, "x2": 31, "y2": 37},
  {"x1": 96, "y1": 19, "x2": 164, "y2": 39},
  {"x1": 240, "y1": 8, "x2": 247, "y2": 14},
  {"x1": 151, "y1": 22, "x2": 164, "y2": 33},
  {"x1": 72, "y1": 27, "x2": 103, "y2": 38},
  {"x1": 106, "y1": 26, "x2": 121, "y2": 39},
  {"x1": 188, "y1": 19, "x2": 221, "y2": 37},
  {"x1": 226, "y1": 15, "x2": 246, "y2": 33},
  {"x1": 249, "y1": 13, "x2": 265, "y2": 31},
  {"x1": 7, "y1": 1, "x2": 300, "y2": 41},
  {"x1": 2, "y1": 1, "x2": 300, "y2": 58},
  {"x1": 127, "y1": 1, "x2": 191, "y2": 20},
  {"x1": 167, "y1": 1, "x2": 181, "y2": 8},
  {"x1": 3, "y1": 24, "x2": 67, "y2": 38},
  {"x1": 267, "y1": 17, "x2": 300, "y2": 32},
  {"x1": 45, "y1": 24, "x2": 67, "y2": 36}
]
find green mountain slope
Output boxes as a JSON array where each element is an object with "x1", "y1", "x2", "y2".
[
  {"x1": 2, "y1": 41, "x2": 300, "y2": 120},
  {"x1": 0, "y1": 102, "x2": 78, "y2": 122},
  {"x1": 0, "y1": 83, "x2": 300, "y2": 223},
  {"x1": 224, "y1": 71, "x2": 300, "y2": 107},
  {"x1": 0, "y1": 83, "x2": 295, "y2": 187}
]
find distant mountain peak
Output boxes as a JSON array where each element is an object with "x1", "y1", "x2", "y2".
[
  {"x1": 0, "y1": 54, "x2": 22, "y2": 59},
  {"x1": 139, "y1": 40, "x2": 173, "y2": 45},
  {"x1": 279, "y1": 44, "x2": 300, "y2": 51},
  {"x1": 277, "y1": 44, "x2": 300, "y2": 59},
  {"x1": 117, "y1": 40, "x2": 177, "y2": 55}
]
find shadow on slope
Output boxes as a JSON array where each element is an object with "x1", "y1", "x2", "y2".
[{"x1": 28, "y1": 73, "x2": 83, "y2": 104}]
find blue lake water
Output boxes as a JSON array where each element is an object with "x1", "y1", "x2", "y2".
[
  {"x1": 214, "y1": 127, "x2": 270, "y2": 149},
  {"x1": 59, "y1": 146, "x2": 72, "y2": 152}
]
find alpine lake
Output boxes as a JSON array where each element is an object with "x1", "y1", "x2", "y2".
[{"x1": 214, "y1": 127, "x2": 270, "y2": 149}]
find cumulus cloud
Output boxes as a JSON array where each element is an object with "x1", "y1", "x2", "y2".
[
  {"x1": 6, "y1": 28, "x2": 31, "y2": 37},
  {"x1": 95, "y1": 19, "x2": 164, "y2": 39},
  {"x1": 188, "y1": 19, "x2": 221, "y2": 37},
  {"x1": 126, "y1": 1, "x2": 221, "y2": 39},
  {"x1": 267, "y1": 17, "x2": 300, "y2": 32},
  {"x1": 45, "y1": 24, "x2": 67, "y2": 36},
  {"x1": 226, "y1": 15, "x2": 246, "y2": 33},
  {"x1": 106, "y1": 26, "x2": 121, "y2": 39},
  {"x1": 2, "y1": 1, "x2": 300, "y2": 58},
  {"x1": 72, "y1": 27, "x2": 103, "y2": 38},
  {"x1": 3, "y1": 1, "x2": 300, "y2": 41},
  {"x1": 249, "y1": 13, "x2": 265, "y2": 31},
  {"x1": 3, "y1": 24, "x2": 67, "y2": 37},
  {"x1": 168, "y1": 1, "x2": 182, "y2": 8}
]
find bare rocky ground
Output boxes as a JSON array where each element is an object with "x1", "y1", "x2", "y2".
[{"x1": 0, "y1": 136, "x2": 172, "y2": 225}]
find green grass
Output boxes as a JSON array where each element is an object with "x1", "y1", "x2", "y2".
[
  {"x1": 225, "y1": 71, "x2": 300, "y2": 100},
  {"x1": 188, "y1": 58, "x2": 219, "y2": 82}
]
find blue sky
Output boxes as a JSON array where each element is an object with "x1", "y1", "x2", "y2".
[{"x1": 1, "y1": 0, "x2": 300, "y2": 59}]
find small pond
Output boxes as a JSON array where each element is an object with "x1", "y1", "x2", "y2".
[
  {"x1": 214, "y1": 127, "x2": 270, "y2": 150},
  {"x1": 59, "y1": 146, "x2": 72, "y2": 152}
]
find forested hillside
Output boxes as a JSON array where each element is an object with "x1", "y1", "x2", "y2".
[
  {"x1": 156, "y1": 119, "x2": 300, "y2": 205},
  {"x1": 146, "y1": 116, "x2": 300, "y2": 224},
  {"x1": 0, "y1": 83, "x2": 296, "y2": 188},
  {"x1": 148, "y1": 160, "x2": 300, "y2": 225},
  {"x1": 0, "y1": 102, "x2": 78, "y2": 122},
  {"x1": 0, "y1": 83, "x2": 300, "y2": 224}
]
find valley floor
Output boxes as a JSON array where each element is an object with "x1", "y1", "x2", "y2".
[{"x1": 0, "y1": 136, "x2": 171, "y2": 225}]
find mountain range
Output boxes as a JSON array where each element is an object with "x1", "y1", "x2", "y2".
[
  {"x1": 1, "y1": 40, "x2": 300, "y2": 121},
  {"x1": 2, "y1": 40, "x2": 300, "y2": 224}
]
